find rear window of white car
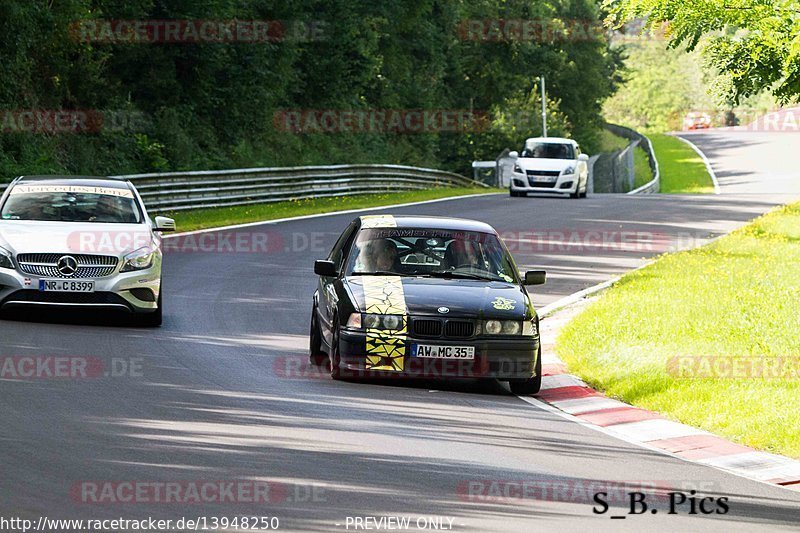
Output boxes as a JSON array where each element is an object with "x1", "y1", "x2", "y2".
[{"x1": 1, "y1": 184, "x2": 142, "y2": 223}]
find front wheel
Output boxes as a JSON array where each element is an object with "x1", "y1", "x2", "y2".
[
  {"x1": 329, "y1": 317, "x2": 342, "y2": 380},
  {"x1": 579, "y1": 177, "x2": 588, "y2": 198},
  {"x1": 510, "y1": 190, "x2": 523, "y2": 197},
  {"x1": 309, "y1": 304, "x2": 327, "y2": 366},
  {"x1": 509, "y1": 345, "x2": 542, "y2": 395}
]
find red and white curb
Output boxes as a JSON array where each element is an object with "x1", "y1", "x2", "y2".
[{"x1": 524, "y1": 297, "x2": 800, "y2": 490}]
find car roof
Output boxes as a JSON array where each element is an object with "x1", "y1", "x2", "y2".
[
  {"x1": 13, "y1": 175, "x2": 130, "y2": 189},
  {"x1": 524, "y1": 137, "x2": 577, "y2": 145},
  {"x1": 358, "y1": 215, "x2": 497, "y2": 234}
]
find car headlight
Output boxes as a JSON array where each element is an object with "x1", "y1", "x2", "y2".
[
  {"x1": 382, "y1": 315, "x2": 402, "y2": 330},
  {"x1": 484, "y1": 320, "x2": 502, "y2": 334},
  {"x1": 362, "y1": 313, "x2": 379, "y2": 328},
  {"x1": 479, "y1": 319, "x2": 526, "y2": 335},
  {"x1": 359, "y1": 313, "x2": 404, "y2": 331},
  {"x1": 513, "y1": 164, "x2": 522, "y2": 173},
  {"x1": 120, "y1": 247, "x2": 155, "y2": 272},
  {"x1": 0, "y1": 247, "x2": 13, "y2": 269},
  {"x1": 563, "y1": 166, "x2": 575, "y2": 175},
  {"x1": 478, "y1": 320, "x2": 535, "y2": 336}
]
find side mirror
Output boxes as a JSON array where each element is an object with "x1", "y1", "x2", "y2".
[
  {"x1": 153, "y1": 216, "x2": 176, "y2": 232},
  {"x1": 578, "y1": 154, "x2": 589, "y2": 162},
  {"x1": 314, "y1": 260, "x2": 338, "y2": 277},
  {"x1": 524, "y1": 270, "x2": 546, "y2": 285},
  {"x1": 509, "y1": 151, "x2": 519, "y2": 158}
]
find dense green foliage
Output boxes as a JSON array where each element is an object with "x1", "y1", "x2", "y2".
[
  {"x1": 605, "y1": 0, "x2": 800, "y2": 104},
  {"x1": 0, "y1": 0, "x2": 621, "y2": 179},
  {"x1": 604, "y1": 38, "x2": 780, "y2": 132},
  {"x1": 604, "y1": 41, "x2": 712, "y2": 131}
]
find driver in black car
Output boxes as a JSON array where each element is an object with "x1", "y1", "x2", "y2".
[
  {"x1": 358, "y1": 238, "x2": 401, "y2": 273},
  {"x1": 444, "y1": 239, "x2": 480, "y2": 270}
]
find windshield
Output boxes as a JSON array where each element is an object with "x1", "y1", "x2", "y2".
[
  {"x1": 1, "y1": 184, "x2": 142, "y2": 223},
  {"x1": 521, "y1": 142, "x2": 575, "y2": 160},
  {"x1": 346, "y1": 228, "x2": 518, "y2": 282}
]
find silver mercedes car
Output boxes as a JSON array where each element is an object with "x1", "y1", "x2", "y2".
[{"x1": 0, "y1": 176, "x2": 175, "y2": 326}]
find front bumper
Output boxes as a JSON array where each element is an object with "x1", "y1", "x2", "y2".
[
  {"x1": 0, "y1": 265, "x2": 161, "y2": 313},
  {"x1": 510, "y1": 172, "x2": 577, "y2": 195},
  {"x1": 337, "y1": 328, "x2": 539, "y2": 380}
]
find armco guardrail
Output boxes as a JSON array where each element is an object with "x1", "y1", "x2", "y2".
[
  {"x1": 604, "y1": 123, "x2": 660, "y2": 194},
  {"x1": 0, "y1": 164, "x2": 486, "y2": 212}
]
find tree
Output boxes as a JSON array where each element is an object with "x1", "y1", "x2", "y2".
[
  {"x1": 0, "y1": 0, "x2": 622, "y2": 177},
  {"x1": 604, "y1": 0, "x2": 800, "y2": 104},
  {"x1": 603, "y1": 41, "x2": 715, "y2": 131}
]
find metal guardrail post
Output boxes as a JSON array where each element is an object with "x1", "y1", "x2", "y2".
[{"x1": 603, "y1": 123, "x2": 660, "y2": 194}]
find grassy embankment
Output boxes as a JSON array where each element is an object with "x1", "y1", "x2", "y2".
[
  {"x1": 557, "y1": 202, "x2": 800, "y2": 458},
  {"x1": 648, "y1": 133, "x2": 715, "y2": 193},
  {"x1": 166, "y1": 187, "x2": 498, "y2": 232}
]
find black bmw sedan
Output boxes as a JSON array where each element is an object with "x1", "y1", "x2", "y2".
[{"x1": 310, "y1": 214, "x2": 546, "y2": 394}]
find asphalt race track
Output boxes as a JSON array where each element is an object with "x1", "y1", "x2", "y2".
[{"x1": 1, "y1": 130, "x2": 799, "y2": 532}]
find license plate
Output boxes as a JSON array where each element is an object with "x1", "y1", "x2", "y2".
[
  {"x1": 411, "y1": 344, "x2": 475, "y2": 360},
  {"x1": 532, "y1": 175, "x2": 558, "y2": 182},
  {"x1": 39, "y1": 279, "x2": 95, "y2": 293}
]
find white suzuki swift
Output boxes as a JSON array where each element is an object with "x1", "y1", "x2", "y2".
[
  {"x1": 509, "y1": 137, "x2": 589, "y2": 198},
  {"x1": 0, "y1": 176, "x2": 175, "y2": 326}
]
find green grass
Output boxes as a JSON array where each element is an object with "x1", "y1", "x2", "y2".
[
  {"x1": 166, "y1": 187, "x2": 496, "y2": 232},
  {"x1": 649, "y1": 133, "x2": 715, "y2": 193},
  {"x1": 632, "y1": 144, "x2": 654, "y2": 189},
  {"x1": 556, "y1": 202, "x2": 800, "y2": 458},
  {"x1": 598, "y1": 129, "x2": 630, "y2": 152}
]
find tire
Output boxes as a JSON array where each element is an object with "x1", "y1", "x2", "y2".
[
  {"x1": 329, "y1": 317, "x2": 342, "y2": 380},
  {"x1": 569, "y1": 188, "x2": 580, "y2": 199},
  {"x1": 509, "y1": 344, "x2": 542, "y2": 395},
  {"x1": 510, "y1": 190, "x2": 523, "y2": 197},
  {"x1": 136, "y1": 289, "x2": 162, "y2": 327},
  {"x1": 309, "y1": 304, "x2": 327, "y2": 366}
]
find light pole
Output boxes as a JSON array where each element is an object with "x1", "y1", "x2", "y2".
[{"x1": 540, "y1": 75, "x2": 547, "y2": 137}]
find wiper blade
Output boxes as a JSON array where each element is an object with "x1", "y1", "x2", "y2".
[
  {"x1": 427, "y1": 270, "x2": 497, "y2": 281},
  {"x1": 350, "y1": 270, "x2": 409, "y2": 277}
]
